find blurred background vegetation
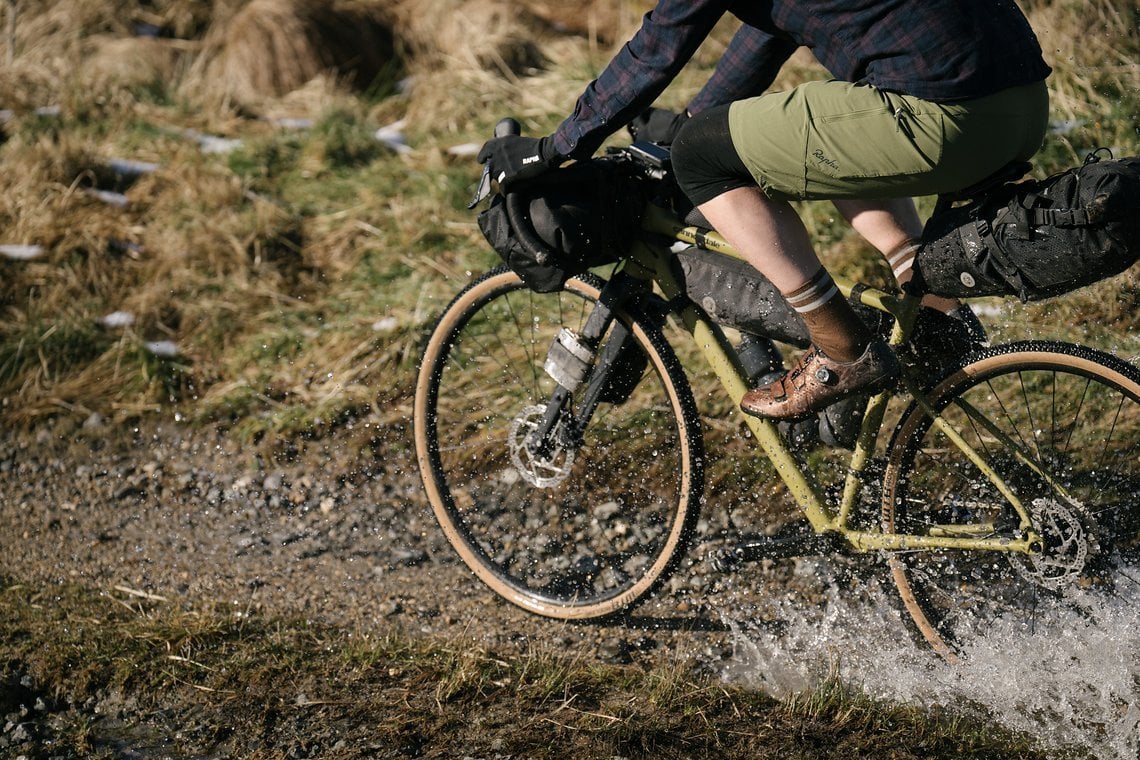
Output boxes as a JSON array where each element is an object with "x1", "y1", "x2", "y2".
[{"x1": 0, "y1": 0, "x2": 1137, "y2": 450}]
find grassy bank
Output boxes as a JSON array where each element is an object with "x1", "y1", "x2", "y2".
[
  {"x1": 0, "y1": 2, "x2": 1136, "y2": 757},
  {"x1": 0, "y1": 0, "x2": 1137, "y2": 441},
  {"x1": 0, "y1": 576, "x2": 1054, "y2": 758}
]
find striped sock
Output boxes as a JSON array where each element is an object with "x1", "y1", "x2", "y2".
[
  {"x1": 785, "y1": 267, "x2": 839, "y2": 315},
  {"x1": 886, "y1": 238, "x2": 961, "y2": 313},
  {"x1": 886, "y1": 239, "x2": 920, "y2": 282},
  {"x1": 784, "y1": 268, "x2": 870, "y2": 362}
]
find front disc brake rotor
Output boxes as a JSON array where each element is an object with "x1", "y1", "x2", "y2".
[{"x1": 508, "y1": 404, "x2": 576, "y2": 488}]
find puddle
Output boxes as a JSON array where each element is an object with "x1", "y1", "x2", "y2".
[{"x1": 720, "y1": 559, "x2": 1140, "y2": 759}]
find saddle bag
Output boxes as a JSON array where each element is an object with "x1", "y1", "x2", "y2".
[
  {"x1": 477, "y1": 159, "x2": 646, "y2": 293},
  {"x1": 915, "y1": 151, "x2": 1140, "y2": 301}
]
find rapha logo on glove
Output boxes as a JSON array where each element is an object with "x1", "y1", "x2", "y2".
[{"x1": 522, "y1": 155, "x2": 542, "y2": 165}]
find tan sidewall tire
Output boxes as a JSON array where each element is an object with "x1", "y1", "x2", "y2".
[
  {"x1": 882, "y1": 344, "x2": 1140, "y2": 660},
  {"x1": 413, "y1": 269, "x2": 701, "y2": 620}
]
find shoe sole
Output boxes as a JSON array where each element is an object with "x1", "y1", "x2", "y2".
[{"x1": 740, "y1": 370, "x2": 898, "y2": 423}]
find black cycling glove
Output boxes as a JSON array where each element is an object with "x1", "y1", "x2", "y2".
[
  {"x1": 477, "y1": 135, "x2": 561, "y2": 191},
  {"x1": 627, "y1": 107, "x2": 690, "y2": 145}
]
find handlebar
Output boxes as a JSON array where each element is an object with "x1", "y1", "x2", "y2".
[
  {"x1": 468, "y1": 115, "x2": 674, "y2": 211},
  {"x1": 468, "y1": 117, "x2": 524, "y2": 209},
  {"x1": 495, "y1": 117, "x2": 521, "y2": 138}
]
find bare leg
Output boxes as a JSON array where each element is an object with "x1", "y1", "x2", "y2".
[
  {"x1": 833, "y1": 197, "x2": 960, "y2": 312},
  {"x1": 698, "y1": 186, "x2": 872, "y2": 361},
  {"x1": 705, "y1": 194, "x2": 923, "y2": 286},
  {"x1": 699, "y1": 186, "x2": 899, "y2": 419},
  {"x1": 697, "y1": 186, "x2": 821, "y2": 291},
  {"x1": 832, "y1": 198, "x2": 922, "y2": 255}
]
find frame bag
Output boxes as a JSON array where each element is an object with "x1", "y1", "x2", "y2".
[
  {"x1": 916, "y1": 151, "x2": 1140, "y2": 301},
  {"x1": 672, "y1": 247, "x2": 810, "y2": 347}
]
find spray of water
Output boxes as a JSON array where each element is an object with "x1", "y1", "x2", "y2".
[{"x1": 719, "y1": 558, "x2": 1140, "y2": 759}]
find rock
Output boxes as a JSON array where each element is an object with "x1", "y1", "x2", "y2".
[{"x1": 598, "y1": 638, "x2": 633, "y2": 665}]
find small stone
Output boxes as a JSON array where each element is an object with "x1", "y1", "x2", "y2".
[
  {"x1": 0, "y1": 244, "x2": 43, "y2": 260},
  {"x1": 599, "y1": 638, "x2": 633, "y2": 665},
  {"x1": 391, "y1": 549, "x2": 427, "y2": 568}
]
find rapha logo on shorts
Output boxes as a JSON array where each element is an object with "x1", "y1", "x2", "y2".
[{"x1": 812, "y1": 149, "x2": 840, "y2": 174}]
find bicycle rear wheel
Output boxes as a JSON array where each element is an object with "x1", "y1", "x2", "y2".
[
  {"x1": 882, "y1": 341, "x2": 1140, "y2": 659},
  {"x1": 414, "y1": 267, "x2": 703, "y2": 620}
]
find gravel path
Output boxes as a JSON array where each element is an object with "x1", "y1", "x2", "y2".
[
  {"x1": 5, "y1": 418, "x2": 1128, "y2": 760},
  {"x1": 0, "y1": 420, "x2": 762, "y2": 668}
]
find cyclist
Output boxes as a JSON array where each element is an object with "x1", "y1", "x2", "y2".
[{"x1": 478, "y1": 0, "x2": 1050, "y2": 420}]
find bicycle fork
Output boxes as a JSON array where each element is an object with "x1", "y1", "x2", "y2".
[{"x1": 525, "y1": 274, "x2": 641, "y2": 460}]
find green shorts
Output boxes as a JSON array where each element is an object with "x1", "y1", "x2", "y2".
[{"x1": 727, "y1": 79, "x2": 1049, "y2": 201}]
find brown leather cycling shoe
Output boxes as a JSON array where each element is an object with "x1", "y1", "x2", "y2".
[{"x1": 740, "y1": 340, "x2": 900, "y2": 421}]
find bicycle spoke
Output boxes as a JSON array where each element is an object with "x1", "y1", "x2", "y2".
[
  {"x1": 883, "y1": 342, "x2": 1140, "y2": 657},
  {"x1": 1062, "y1": 376, "x2": 1092, "y2": 454},
  {"x1": 1093, "y1": 393, "x2": 1125, "y2": 480},
  {"x1": 415, "y1": 269, "x2": 702, "y2": 620},
  {"x1": 1027, "y1": 370, "x2": 1048, "y2": 463},
  {"x1": 446, "y1": 309, "x2": 531, "y2": 393},
  {"x1": 514, "y1": 289, "x2": 544, "y2": 398},
  {"x1": 986, "y1": 375, "x2": 1034, "y2": 456}
]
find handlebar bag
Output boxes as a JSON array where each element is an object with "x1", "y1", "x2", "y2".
[
  {"x1": 477, "y1": 159, "x2": 646, "y2": 293},
  {"x1": 915, "y1": 151, "x2": 1140, "y2": 302}
]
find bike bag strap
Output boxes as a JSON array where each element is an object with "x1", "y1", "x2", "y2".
[{"x1": 506, "y1": 190, "x2": 561, "y2": 267}]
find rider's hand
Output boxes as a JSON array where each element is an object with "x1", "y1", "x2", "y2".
[
  {"x1": 477, "y1": 135, "x2": 561, "y2": 191},
  {"x1": 627, "y1": 107, "x2": 690, "y2": 145}
]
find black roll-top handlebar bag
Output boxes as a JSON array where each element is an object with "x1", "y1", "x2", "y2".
[{"x1": 476, "y1": 159, "x2": 646, "y2": 293}]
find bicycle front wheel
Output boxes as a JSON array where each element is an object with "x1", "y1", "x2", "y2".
[
  {"x1": 882, "y1": 341, "x2": 1140, "y2": 659},
  {"x1": 414, "y1": 267, "x2": 704, "y2": 620}
]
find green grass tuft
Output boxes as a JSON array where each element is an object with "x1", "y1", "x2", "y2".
[{"x1": 0, "y1": 576, "x2": 1057, "y2": 759}]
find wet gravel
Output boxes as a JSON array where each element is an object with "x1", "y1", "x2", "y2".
[
  {"x1": 0, "y1": 418, "x2": 930, "y2": 756},
  {"x1": 0, "y1": 420, "x2": 756, "y2": 668}
]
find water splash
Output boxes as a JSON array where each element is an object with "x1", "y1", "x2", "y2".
[{"x1": 719, "y1": 559, "x2": 1140, "y2": 759}]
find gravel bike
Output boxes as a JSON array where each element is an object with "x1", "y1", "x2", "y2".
[{"x1": 413, "y1": 130, "x2": 1140, "y2": 660}]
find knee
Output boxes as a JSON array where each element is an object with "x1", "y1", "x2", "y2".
[
  {"x1": 670, "y1": 105, "x2": 753, "y2": 206},
  {"x1": 670, "y1": 108, "x2": 719, "y2": 192}
]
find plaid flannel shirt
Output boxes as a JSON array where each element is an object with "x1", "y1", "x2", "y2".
[{"x1": 550, "y1": 0, "x2": 1050, "y2": 160}]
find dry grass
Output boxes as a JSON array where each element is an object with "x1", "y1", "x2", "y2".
[
  {"x1": 187, "y1": 0, "x2": 397, "y2": 108},
  {"x1": 1024, "y1": 0, "x2": 1140, "y2": 118},
  {"x1": 0, "y1": 0, "x2": 1136, "y2": 438},
  {"x1": 82, "y1": 35, "x2": 196, "y2": 97},
  {"x1": 0, "y1": 0, "x2": 201, "y2": 106},
  {"x1": 0, "y1": 576, "x2": 1050, "y2": 759}
]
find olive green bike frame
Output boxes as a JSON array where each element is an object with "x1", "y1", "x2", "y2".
[{"x1": 632, "y1": 204, "x2": 1045, "y2": 556}]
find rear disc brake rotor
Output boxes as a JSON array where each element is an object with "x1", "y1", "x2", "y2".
[{"x1": 1010, "y1": 497, "x2": 1091, "y2": 592}]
